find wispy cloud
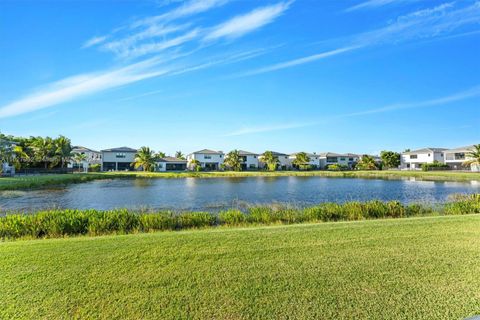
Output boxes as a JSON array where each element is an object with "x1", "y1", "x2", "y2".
[
  {"x1": 224, "y1": 84, "x2": 480, "y2": 136},
  {"x1": 241, "y1": 2, "x2": 480, "y2": 76},
  {"x1": 0, "y1": 57, "x2": 170, "y2": 119},
  {"x1": 0, "y1": 48, "x2": 268, "y2": 118},
  {"x1": 204, "y1": 1, "x2": 291, "y2": 41},
  {"x1": 237, "y1": 45, "x2": 360, "y2": 77},
  {"x1": 345, "y1": 0, "x2": 415, "y2": 13},
  {"x1": 82, "y1": 35, "x2": 108, "y2": 48},
  {"x1": 344, "y1": 84, "x2": 480, "y2": 116}
]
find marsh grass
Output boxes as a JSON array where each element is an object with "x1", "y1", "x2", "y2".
[{"x1": 2, "y1": 195, "x2": 479, "y2": 240}]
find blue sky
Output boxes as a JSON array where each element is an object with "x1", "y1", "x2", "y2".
[{"x1": 0, "y1": 0, "x2": 479, "y2": 155}]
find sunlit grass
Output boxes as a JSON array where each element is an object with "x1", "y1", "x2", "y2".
[{"x1": 1, "y1": 215, "x2": 479, "y2": 319}]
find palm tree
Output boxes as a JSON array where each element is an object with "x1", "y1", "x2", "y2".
[
  {"x1": 463, "y1": 144, "x2": 480, "y2": 170},
  {"x1": 53, "y1": 135, "x2": 72, "y2": 168},
  {"x1": 175, "y1": 151, "x2": 185, "y2": 160},
  {"x1": 155, "y1": 151, "x2": 166, "y2": 160},
  {"x1": 189, "y1": 159, "x2": 201, "y2": 171},
  {"x1": 12, "y1": 145, "x2": 29, "y2": 170},
  {"x1": 262, "y1": 151, "x2": 279, "y2": 171},
  {"x1": 224, "y1": 150, "x2": 243, "y2": 171},
  {"x1": 32, "y1": 137, "x2": 54, "y2": 169},
  {"x1": 132, "y1": 147, "x2": 156, "y2": 172},
  {"x1": 292, "y1": 152, "x2": 311, "y2": 170},
  {"x1": 73, "y1": 153, "x2": 87, "y2": 172},
  {"x1": 356, "y1": 155, "x2": 378, "y2": 170}
]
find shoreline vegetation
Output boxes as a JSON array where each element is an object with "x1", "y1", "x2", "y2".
[
  {"x1": 1, "y1": 194, "x2": 479, "y2": 240},
  {"x1": 1, "y1": 170, "x2": 480, "y2": 191}
]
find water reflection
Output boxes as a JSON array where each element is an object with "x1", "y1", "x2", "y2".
[{"x1": 2, "y1": 176, "x2": 479, "y2": 212}]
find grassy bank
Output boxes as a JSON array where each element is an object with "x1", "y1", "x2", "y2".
[
  {"x1": 1, "y1": 170, "x2": 480, "y2": 191},
  {"x1": 1, "y1": 215, "x2": 479, "y2": 319},
  {"x1": 2, "y1": 195, "x2": 479, "y2": 240},
  {"x1": 0, "y1": 173, "x2": 112, "y2": 191},
  {"x1": 102, "y1": 169, "x2": 480, "y2": 181}
]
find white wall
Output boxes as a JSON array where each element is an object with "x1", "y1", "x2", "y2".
[
  {"x1": 187, "y1": 153, "x2": 224, "y2": 169},
  {"x1": 243, "y1": 155, "x2": 259, "y2": 169},
  {"x1": 400, "y1": 152, "x2": 444, "y2": 170}
]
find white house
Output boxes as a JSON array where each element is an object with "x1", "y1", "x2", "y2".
[
  {"x1": 400, "y1": 148, "x2": 446, "y2": 170},
  {"x1": 156, "y1": 156, "x2": 187, "y2": 171},
  {"x1": 259, "y1": 151, "x2": 291, "y2": 170},
  {"x1": 238, "y1": 150, "x2": 259, "y2": 170},
  {"x1": 101, "y1": 147, "x2": 137, "y2": 171},
  {"x1": 318, "y1": 153, "x2": 359, "y2": 169},
  {"x1": 68, "y1": 146, "x2": 102, "y2": 171},
  {"x1": 288, "y1": 152, "x2": 321, "y2": 169},
  {"x1": 187, "y1": 149, "x2": 224, "y2": 170},
  {"x1": 444, "y1": 145, "x2": 479, "y2": 171}
]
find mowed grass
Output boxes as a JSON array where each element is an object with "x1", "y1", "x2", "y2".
[
  {"x1": 2, "y1": 170, "x2": 480, "y2": 190},
  {"x1": 1, "y1": 215, "x2": 480, "y2": 319}
]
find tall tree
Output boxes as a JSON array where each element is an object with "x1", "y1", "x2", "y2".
[
  {"x1": 463, "y1": 144, "x2": 480, "y2": 170},
  {"x1": 380, "y1": 151, "x2": 400, "y2": 169},
  {"x1": 292, "y1": 152, "x2": 311, "y2": 170},
  {"x1": 175, "y1": 151, "x2": 185, "y2": 160},
  {"x1": 356, "y1": 155, "x2": 378, "y2": 170},
  {"x1": 155, "y1": 151, "x2": 166, "y2": 159},
  {"x1": 73, "y1": 153, "x2": 87, "y2": 172},
  {"x1": 224, "y1": 150, "x2": 243, "y2": 171},
  {"x1": 32, "y1": 137, "x2": 54, "y2": 169},
  {"x1": 262, "y1": 151, "x2": 279, "y2": 171},
  {"x1": 132, "y1": 147, "x2": 156, "y2": 172},
  {"x1": 53, "y1": 135, "x2": 72, "y2": 168}
]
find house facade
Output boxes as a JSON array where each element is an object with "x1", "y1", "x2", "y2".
[
  {"x1": 444, "y1": 145, "x2": 479, "y2": 171},
  {"x1": 101, "y1": 147, "x2": 137, "y2": 171},
  {"x1": 156, "y1": 157, "x2": 187, "y2": 171},
  {"x1": 238, "y1": 150, "x2": 259, "y2": 170},
  {"x1": 68, "y1": 146, "x2": 102, "y2": 171},
  {"x1": 288, "y1": 152, "x2": 321, "y2": 169},
  {"x1": 400, "y1": 148, "x2": 446, "y2": 170},
  {"x1": 187, "y1": 149, "x2": 224, "y2": 170},
  {"x1": 318, "y1": 153, "x2": 359, "y2": 169}
]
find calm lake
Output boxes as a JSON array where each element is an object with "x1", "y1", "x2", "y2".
[{"x1": 2, "y1": 176, "x2": 480, "y2": 212}]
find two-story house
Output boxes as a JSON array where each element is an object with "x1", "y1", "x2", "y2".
[
  {"x1": 259, "y1": 151, "x2": 291, "y2": 170},
  {"x1": 68, "y1": 146, "x2": 102, "y2": 171},
  {"x1": 187, "y1": 149, "x2": 224, "y2": 170},
  {"x1": 318, "y1": 152, "x2": 359, "y2": 169},
  {"x1": 400, "y1": 148, "x2": 446, "y2": 170},
  {"x1": 101, "y1": 147, "x2": 137, "y2": 171},
  {"x1": 238, "y1": 150, "x2": 259, "y2": 170},
  {"x1": 288, "y1": 152, "x2": 321, "y2": 169},
  {"x1": 443, "y1": 145, "x2": 478, "y2": 171}
]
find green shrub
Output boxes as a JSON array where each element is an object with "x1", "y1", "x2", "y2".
[
  {"x1": 421, "y1": 161, "x2": 450, "y2": 171},
  {"x1": 89, "y1": 164, "x2": 101, "y2": 172},
  {"x1": 1, "y1": 194, "x2": 479, "y2": 240},
  {"x1": 327, "y1": 164, "x2": 349, "y2": 171},
  {"x1": 219, "y1": 210, "x2": 246, "y2": 225},
  {"x1": 177, "y1": 212, "x2": 216, "y2": 229}
]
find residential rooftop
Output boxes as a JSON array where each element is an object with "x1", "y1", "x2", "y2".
[{"x1": 101, "y1": 147, "x2": 138, "y2": 152}]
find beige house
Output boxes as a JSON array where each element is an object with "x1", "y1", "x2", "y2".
[{"x1": 101, "y1": 147, "x2": 137, "y2": 171}]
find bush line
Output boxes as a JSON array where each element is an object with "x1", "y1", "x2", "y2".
[{"x1": 1, "y1": 194, "x2": 479, "y2": 240}]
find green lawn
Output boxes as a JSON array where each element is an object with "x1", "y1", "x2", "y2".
[
  {"x1": 1, "y1": 215, "x2": 479, "y2": 319},
  {"x1": 1, "y1": 170, "x2": 480, "y2": 190}
]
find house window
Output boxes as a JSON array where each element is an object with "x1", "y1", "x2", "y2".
[
  {"x1": 428, "y1": 153, "x2": 431, "y2": 157},
  {"x1": 349, "y1": 157, "x2": 354, "y2": 161},
  {"x1": 326, "y1": 157, "x2": 338, "y2": 163},
  {"x1": 204, "y1": 155, "x2": 212, "y2": 159},
  {"x1": 340, "y1": 158, "x2": 346, "y2": 161},
  {"x1": 410, "y1": 155, "x2": 418, "y2": 159},
  {"x1": 116, "y1": 153, "x2": 126, "y2": 158}
]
